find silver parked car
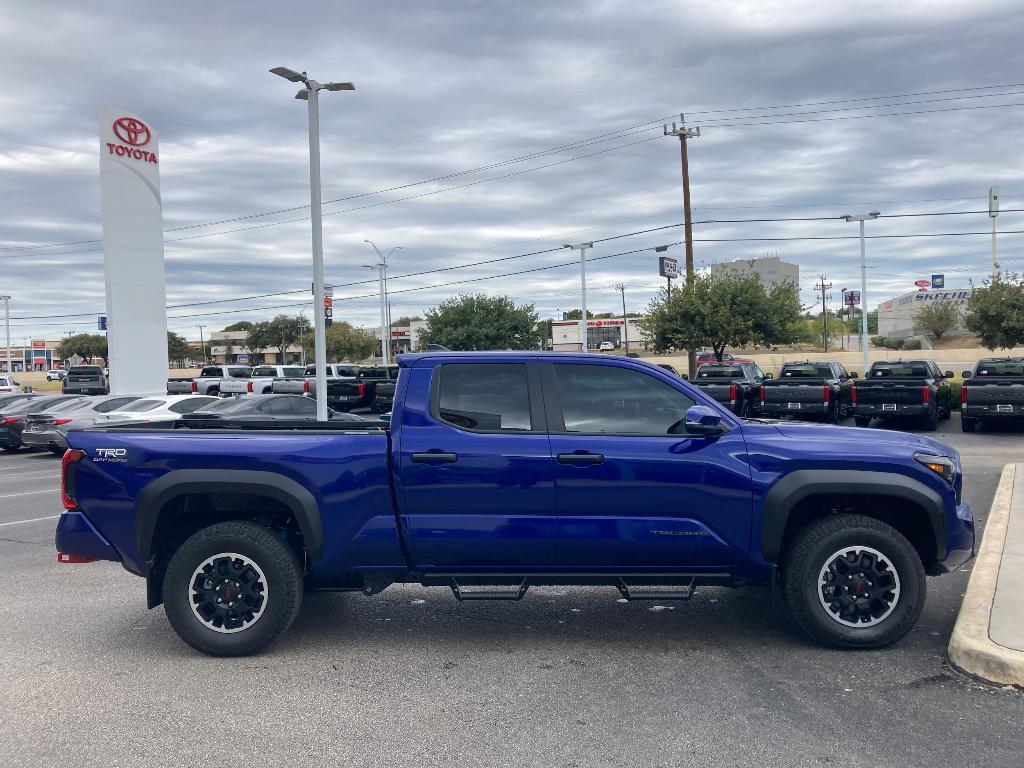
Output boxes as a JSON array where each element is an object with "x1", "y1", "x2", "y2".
[{"x1": 21, "y1": 394, "x2": 143, "y2": 454}]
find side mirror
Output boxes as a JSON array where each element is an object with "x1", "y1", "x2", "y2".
[
  {"x1": 680, "y1": 373, "x2": 689, "y2": 381},
  {"x1": 961, "y1": 370, "x2": 972, "y2": 379},
  {"x1": 682, "y1": 405, "x2": 726, "y2": 437},
  {"x1": 944, "y1": 370, "x2": 954, "y2": 379},
  {"x1": 849, "y1": 371, "x2": 858, "y2": 379},
  {"x1": 763, "y1": 372, "x2": 774, "y2": 380}
]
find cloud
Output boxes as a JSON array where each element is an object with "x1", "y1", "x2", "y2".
[{"x1": 0, "y1": 0, "x2": 1022, "y2": 342}]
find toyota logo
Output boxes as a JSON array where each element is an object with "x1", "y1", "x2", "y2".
[{"x1": 112, "y1": 117, "x2": 151, "y2": 147}]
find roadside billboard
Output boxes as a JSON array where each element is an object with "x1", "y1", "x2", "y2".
[{"x1": 659, "y1": 256, "x2": 679, "y2": 279}]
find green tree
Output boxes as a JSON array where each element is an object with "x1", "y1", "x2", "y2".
[
  {"x1": 914, "y1": 300, "x2": 962, "y2": 340},
  {"x1": 222, "y1": 321, "x2": 254, "y2": 333},
  {"x1": 167, "y1": 332, "x2": 190, "y2": 367},
  {"x1": 241, "y1": 321, "x2": 272, "y2": 364},
  {"x1": 639, "y1": 273, "x2": 801, "y2": 360},
  {"x1": 964, "y1": 273, "x2": 1024, "y2": 350},
  {"x1": 301, "y1": 321, "x2": 378, "y2": 362},
  {"x1": 392, "y1": 316, "x2": 422, "y2": 326},
  {"x1": 265, "y1": 314, "x2": 310, "y2": 362},
  {"x1": 420, "y1": 294, "x2": 542, "y2": 350},
  {"x1": 562, "y1": 308, "x2": 595, "y2": 320},
  {"x1": 57, "y1": 333, "x2": 108, "y2": 365}
]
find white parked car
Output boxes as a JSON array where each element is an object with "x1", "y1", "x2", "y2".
[
  {"x1": 94, "y1": 395, "x2": 219, "y2": 425},
  {"x1": 46, "y1": 369, "x2": 67, "y2": 381},
  {"x1": 598, "y1": 341, "x2": 616, "y2": 352},
  {"x1": 0, "y1": 375, "x2": 21, "y2": 393}
]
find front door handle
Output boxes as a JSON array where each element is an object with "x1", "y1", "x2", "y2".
[
  {"x1": 411, "y1": 452, "x2": 458, "y2": 464},
  {"x1": 557, "y1": 452, "x2": 605, "y2": 465}
]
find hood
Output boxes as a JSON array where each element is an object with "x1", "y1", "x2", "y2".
[{"x1": 770, "y1": 421, "x2": 956, "y2": 458}]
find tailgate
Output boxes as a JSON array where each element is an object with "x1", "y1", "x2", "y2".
[
  {"x1": 762, "y1": 382, "x2": 826, "y2": 403},
  {"x1": 695, "y1": 382, "x2": 733, "y2": 403},
  {"x1": 854, "y1": 382, "x2": 925, "y2": 404},
  {"x1": 271, "y1": 379, "x2": 307, "y2": 394},
  {"x1": 220, "y1": 379, "x2": 249, "y2": 394},
  {"x1": 166, "y1": 380, "x2": 193, "y2": 394},
  {"x1": 964, "y1": 381, "x2": 1024, "y2": 413}
]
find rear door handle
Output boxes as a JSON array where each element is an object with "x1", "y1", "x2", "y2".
[
  {"x1": 557, "y1": 452, "x2": 605, "y2": 465},
  {"x1": 411, "y1": 452, "x2": 458, "y2": 464}
]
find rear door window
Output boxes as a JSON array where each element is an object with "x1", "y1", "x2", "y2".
[
  {"x1": 434, "y1": 364, "x2": 532, "y2": 432},
  {"x1": 262, "y1": 397, "x2": 296, "y2": 415},
  {"x1": 169, "y1": 399, "x2": 216, "y2": 414}
]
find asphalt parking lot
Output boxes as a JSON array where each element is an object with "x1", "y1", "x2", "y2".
[{"x1": 2, "y1": 415, "x2": 1023, "y2": 767}]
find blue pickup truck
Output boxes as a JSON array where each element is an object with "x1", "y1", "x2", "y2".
[{"x1": 55, "y1": 352, "x2": 974, "y2": 656}]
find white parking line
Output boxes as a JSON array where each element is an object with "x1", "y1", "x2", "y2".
[
  {"x1": 0, "y1": 488, "x2": 58, "y2": 499},
  {"x1": 0, "y1": 514, "x2": 59, "y2": 527},
  {"x1": 0, "y1": 471, "x2": 60, "y2": 481}
]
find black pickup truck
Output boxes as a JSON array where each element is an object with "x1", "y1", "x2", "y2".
[
  {"x1": 760, "y1": 361, "x2": 854, "y2": 422},
  {"x1": 270, "y1": 363, "x2": 363, "y2": 410},
  {"x1": 960, "y1": 357, "x2": 1024, "y2": 432},
  {"x1": 692, "y1": 362, "x2": 770, "y2": 416},
  {"x1": 361, "y1": 365, "x2": 400, "y2": 412},
  {"x1": 852, "y1": 360, "x2": 954, "y2": 431}
]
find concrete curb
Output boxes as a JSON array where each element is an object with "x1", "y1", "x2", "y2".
[{"x1": 948, "y1": 463, "x2": 1024, "y2": 687}]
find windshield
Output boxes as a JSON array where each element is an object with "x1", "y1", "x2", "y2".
[
  {"x1": 113, "y1": 399, "x2": 164, "y2": 413},
  {"x1": 780, "y1": 365, "x2": 832, "y2": 378},
  {"x1": 697, "y1": 366, "x2": 743, "y2": 378},
  {"x1": 976, "y1": 362, "x2": 1024, "y2": 377},
  {"x1": 870, "y1": 363, "x2": 929, "y2": 378}
]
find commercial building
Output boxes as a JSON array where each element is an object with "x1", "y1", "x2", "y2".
[
  {"x1": 550, "y1": 317, "x2": 646, "y2": 352},
  {"x1": 877, "y1": 287, "x2": 974, "y2": 338},
  {"x1": 0, "y1": 340, "x2": 60, "y2": 372},
  {"x1": 207, "y1": 330, "x2": 303, "y2": 365},
  {"x1": 708, "y1": 255, "x2": 799, "y2": 288}
]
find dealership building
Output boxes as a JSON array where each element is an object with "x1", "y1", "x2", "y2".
[{"x1": 876, "y1": 287, "x2": 974, "y2": 338}]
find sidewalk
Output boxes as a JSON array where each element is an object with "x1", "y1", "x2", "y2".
[{"x1": 948, "y1": 463, "x2": 1024, "y2": 687}]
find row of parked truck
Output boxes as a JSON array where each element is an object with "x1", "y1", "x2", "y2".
[
  {"x1": 691, "y1": 356, "x2": 1024, "y2": 432},
  {"x1": 167, "y1": 363, "x2": 399, "y2": 413}
]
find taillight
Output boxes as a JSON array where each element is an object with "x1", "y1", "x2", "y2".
[
  {"x1": 760, "y1": 385, "x2": 766, "y2": 402},
  {"x1": 52, "y1": 418, "x2": 73, "y2": 426},
  {"x1": 191, "y1": 380, "x2": 198, "y2": 393},
  {"x1": 61, "y1": 449, "x2": 86, "y2": 510},
  {"x1": 851, "y1": 387, "x2": 857, "y2": 404},
  {"x1": 922, "y1": 387, "x2": 930, "y2": 404},
  {"x1": 303, "y1": 380, "x2": 310, "y2": 394},
  {"x1": 961, "y1": 386, "x2": 967, "y2": 404},
  {"x1": 358, "y1": 383, "x2": 366, "y2": 398},
  {"x1": 1, "y1": 416, "x2": 18, "y2": 425},
  {"x1": 729, "y1": 384, "x2": 737, "y2": 403},
  {"x1": 247, "y1": 381, "x2": 254, "y2": 393},
  {"x1": 823, "y1": 386, "x2": 831, "y2": 403}
]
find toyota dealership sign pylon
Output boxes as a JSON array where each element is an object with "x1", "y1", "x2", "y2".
[{"x1": 98, "y1": 105, "x2": 168, "y2": 394}]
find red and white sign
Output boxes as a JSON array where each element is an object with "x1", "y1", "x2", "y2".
[
  {"x1": 915, "y1": 279, "x2": 931, "y2": 291},
  {"x1": 31, "y1": 340, "x2": 46, "y2": 361},
  {"x1": 104, "y1": 116, "x2": 158, "y2": 163}
]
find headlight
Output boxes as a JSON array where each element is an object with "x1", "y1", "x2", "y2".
[{"x1": 914, "y1": 453, "x2": 955, "y2": 486}]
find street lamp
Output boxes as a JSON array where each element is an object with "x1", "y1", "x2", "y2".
[
  {"x1": 840, "y1": 212, "x2": 880, "y2": 376},
  {"x1": 839, "y1": 288, "x2": 848, "y2": 351},
  {"x1": 563, "y1": 242, "x2": 593, "y2": 351},
  {"x1": 271, "y1": 66, "x2": 355, "y2": 422},
  {"x1": 365, "y1": 241, "x2": 402, "y2": 365},
  {"x1": 0, "y1": 295, "x2": 10, "y2": 376}
]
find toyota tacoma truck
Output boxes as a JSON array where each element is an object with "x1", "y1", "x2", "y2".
[
  {"x1": 55, "y1": 352, "x2": 973, "y2": 657},
  {"x1": 959, "y1": 357, "x2": 1024, "y2": 432},
  {"x1": 852, "y1": 360, "x2": 954, "y2": 430},
  {"x1": 760, "y1": 360, "x2": 855, "y2": 422},
  {"x1": 220, "y1": 365, "x2": 306, "y2": 397},
  {"x1": 167, "y1": 365, "x2": 251, "y2": 396},
  {"x1": 692, "y1": 361, "x2": 770, "y2": 416}
]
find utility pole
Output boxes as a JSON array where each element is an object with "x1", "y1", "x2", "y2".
[
  {"x1": 1, "y1": 296, "x2": 10, "y2": 376},
  {"x1": 664, "y1": 114, "x2": 700, "y2": 378},
  {"x1": 197, "y1": 324, "x2": 207, "y2": 365},
  {"x1": 814, "y1": 276, "x2": 832, "y2": 352},
  {"x1": 990, "y1": 185, "x2": 1000, "y2": 279},
  {"x1": 611, "y1": 282, "x2": 629, "y2": 353},
  {"x1": 564, "y1": 242, "x2": 593, "y2": 351}
]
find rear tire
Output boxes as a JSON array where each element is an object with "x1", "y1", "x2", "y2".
[
  {"x1": 782, "y1": 514, "x2": 925, "y2": 649},
  {"x1": 961, "y1": 416, "x2": 977, "y2": 433},
  {"x1": 163, "y1": 521, "x2": 303, "y2": 657},
  {"x1": 922, "y1": 407, "x2": 938, "y2": 432},
  {"x1": 854, "y1": 416, "x2": 871, "y2": 428}
]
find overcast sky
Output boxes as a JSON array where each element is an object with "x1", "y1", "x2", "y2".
[{"x1": 1, "y1": 0, "x2": 1023, "y2": 343}]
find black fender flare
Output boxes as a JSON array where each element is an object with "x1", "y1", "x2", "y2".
[
  {"x1": 760, "y1": 469, "x2": 945, "y2": 564},
  {"x1": 135, "y1": 469, "x2": 323, "y2": 562}
]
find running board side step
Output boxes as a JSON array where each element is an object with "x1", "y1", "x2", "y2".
[
  {"x1": 450, "y1": 578, "x2": 530, "y2": 601},
  {"x1": 616, "y1": 577, "x2": 697, "y2": 601}
]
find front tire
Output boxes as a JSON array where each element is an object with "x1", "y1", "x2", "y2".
[
  {"x1": 163, "y1": 521, "x2": 303, "y2": 657},
  {"x1": 782, "y1": 514, "x2": 925, "y2": 649},
  {"x1": 961, "y1": 416, "x2": 977, "y2": 433}
]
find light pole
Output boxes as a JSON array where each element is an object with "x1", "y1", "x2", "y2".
[
  {"x1": 0, "y1": 296, "x2": 10, "y2": 376},
  {"x1": 196, "y1": 324, "x2": 207, "y2": 365},
  {"x1": 271, "y1": 66, "x2": 355, "y2": 421},
  {"x1": 563, "y1": 242, "x2": 593, "y2": 351},
  {"x1": 841, "y1": 212, "x2": 880, "y2": 376},
  {"x1": 365, "y1": 241, "x2": 402, "y2": 365},
  {"x1": 839, "y1": 288, "x2": 848, "y2": 351}
]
